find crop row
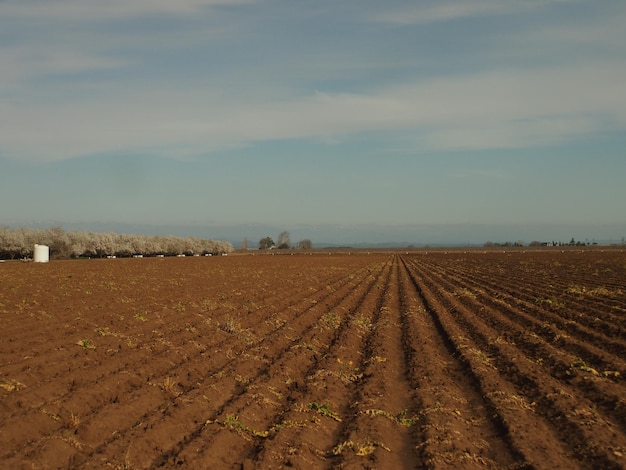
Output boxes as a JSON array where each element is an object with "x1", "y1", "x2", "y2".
[{"x1": 1, "y1": 251, "x2": 625, "y2": 468}]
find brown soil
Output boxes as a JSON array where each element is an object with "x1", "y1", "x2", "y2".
[{"x1": 1, "y1": 250, "x2": 625, "y2": 469}]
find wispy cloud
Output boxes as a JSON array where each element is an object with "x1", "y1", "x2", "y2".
[
  {"x1": 0, "y1": 0, "x2": 256, "y2": 20},
  {"x1": 371, "y1": 0, "x2": 583, "y2": 24},
  {"x1": 3, "y1": 59, "x2": 624, "y2": 162},
  {"x1": 0, "y1": 45, "x2": 126, "y2": 85},
  {"x1": 0, "y1": 1, "x2": 247, "y2": 89},
  {"x1": 500, "y1": 5, "x2": 626, "y2": 59},
  {"x1": 1, "y1": 0, "x2": 624, "y2": 163}
]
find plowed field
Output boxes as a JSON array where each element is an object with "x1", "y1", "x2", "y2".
[{"x1": 1, "y1": 250, "x2": 625, "y2": 469}]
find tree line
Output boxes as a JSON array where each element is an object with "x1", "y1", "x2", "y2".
[
  {"x1": 484, "y1": 238, "x2": 601, "y2": 248},
  {"x1": 0, "y1": 226, "x2": 233, "y2": 260},
  {"x1": 258, "y1": 231, "x2": 312, "y2": 250}
]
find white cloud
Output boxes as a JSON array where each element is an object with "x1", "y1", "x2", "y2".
[
  {"x1": 506, "y1": 7, "x2": 626, "y2": 57},
  {"x1": 1, "y1": 0, "x2": 624, "y2": 162},
  {"x1": 2, "y1": 60, "x2": 625, "y2": 162},
  {"x1": 0, "y1": 0, "x2": 256, "y2": 20},
  {"x1": 0, "y1": 1, "x2": 244, "y2": 90},
  {"x1": 371, "y1": 0, "x2": 583, "y2": 24},
  {"x1": 1, "y1": 45, "x2": 126, "y2": 81}
]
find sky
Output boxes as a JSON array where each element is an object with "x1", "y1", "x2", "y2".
[{"x1": 1, "y1": 0, "x2": 625, "y2": 245}]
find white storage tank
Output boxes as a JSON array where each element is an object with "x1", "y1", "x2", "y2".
[{"x1": 34, "y1": 244, "x2": 50, "y2": 263}]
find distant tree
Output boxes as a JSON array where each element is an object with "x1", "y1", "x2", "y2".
[
  {"x1": 0, "y1": 227, "x2": 25, "y2": 259},
  {"x1": 47, "y1": 226, "x2": 72, "y2": 259},
  {"x1": 241, "y1": 237, "x2": 248, "y2": 250},
  {"x1": 69, "y1": 231, "x2": 89, "y2": 258},
  {"x1": 297, "y1": 239, "x2": 312, "y2": 250},
  {"x1": 259, "y1": 236, "x2": 275, "y2": 250},
  {"x1": 277, "y1": 231, "x2": 291, "y2": 249}
]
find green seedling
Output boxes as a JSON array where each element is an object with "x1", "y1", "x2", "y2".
[
  {"x1": 309, "y1": 402, "x2": 342, "y2": 422},
  {"x1": 332, "y1": 439, "x2": 390, "y2": 456},
  {"x1": 224, "y1": 415, "x2": 270, "y2": 438},
  {"x1": 76, "y1": 339, "x2": 95, "y2": 349}
]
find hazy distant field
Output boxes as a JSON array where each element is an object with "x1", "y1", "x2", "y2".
[{"x1": 1, "y1": 250, "x2": 625, "y2": 468}]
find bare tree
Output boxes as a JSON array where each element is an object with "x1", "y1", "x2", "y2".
[
  {"x1": 277, "y1": 231, "x2": 291, "y2": 249},
  {"x1": 297, "y1": 239, "x2": 312, "y2": 250}
]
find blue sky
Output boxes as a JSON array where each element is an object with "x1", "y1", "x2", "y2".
[{"x1": 1, "y1": 0, "x2": 625, "y2": 244}]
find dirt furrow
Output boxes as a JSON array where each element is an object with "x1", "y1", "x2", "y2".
[
  {"x1": 177, "y1": 258, "x2": 396, "y2": 468},
  {"x1": 0, "y1": 257, "x2": 388, "y2": 466},
  {"x1": 3, "y1": 251, "x2": 626, "y2": 469},
  {"x1": 416, "y1": 255, "x2": 626, "y2": 367},
  {"x1": 464, "y1": 265, "x2": 626, "y2": 343},
  {"x1": 422, "y1": 253, "x2": 626, "y2": 334},
  {"x1": 323, "y1": 255, "x2": 418, "y2": 469},
  {"x1": 407, "y1": 256, "x2": 626, "y2": 436},
  {"x1": 98, "y1": 258, "x2": 393, "y2": 468},
  {"x1": 404, "y1": 257, "x2": 582, "y2": 467},
  {"x1": 408, "y1": 258, "x2": 626, "y2": 468},
  {"x1": 397, "y1": 256, "x2": 525, "y2": 469}
]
